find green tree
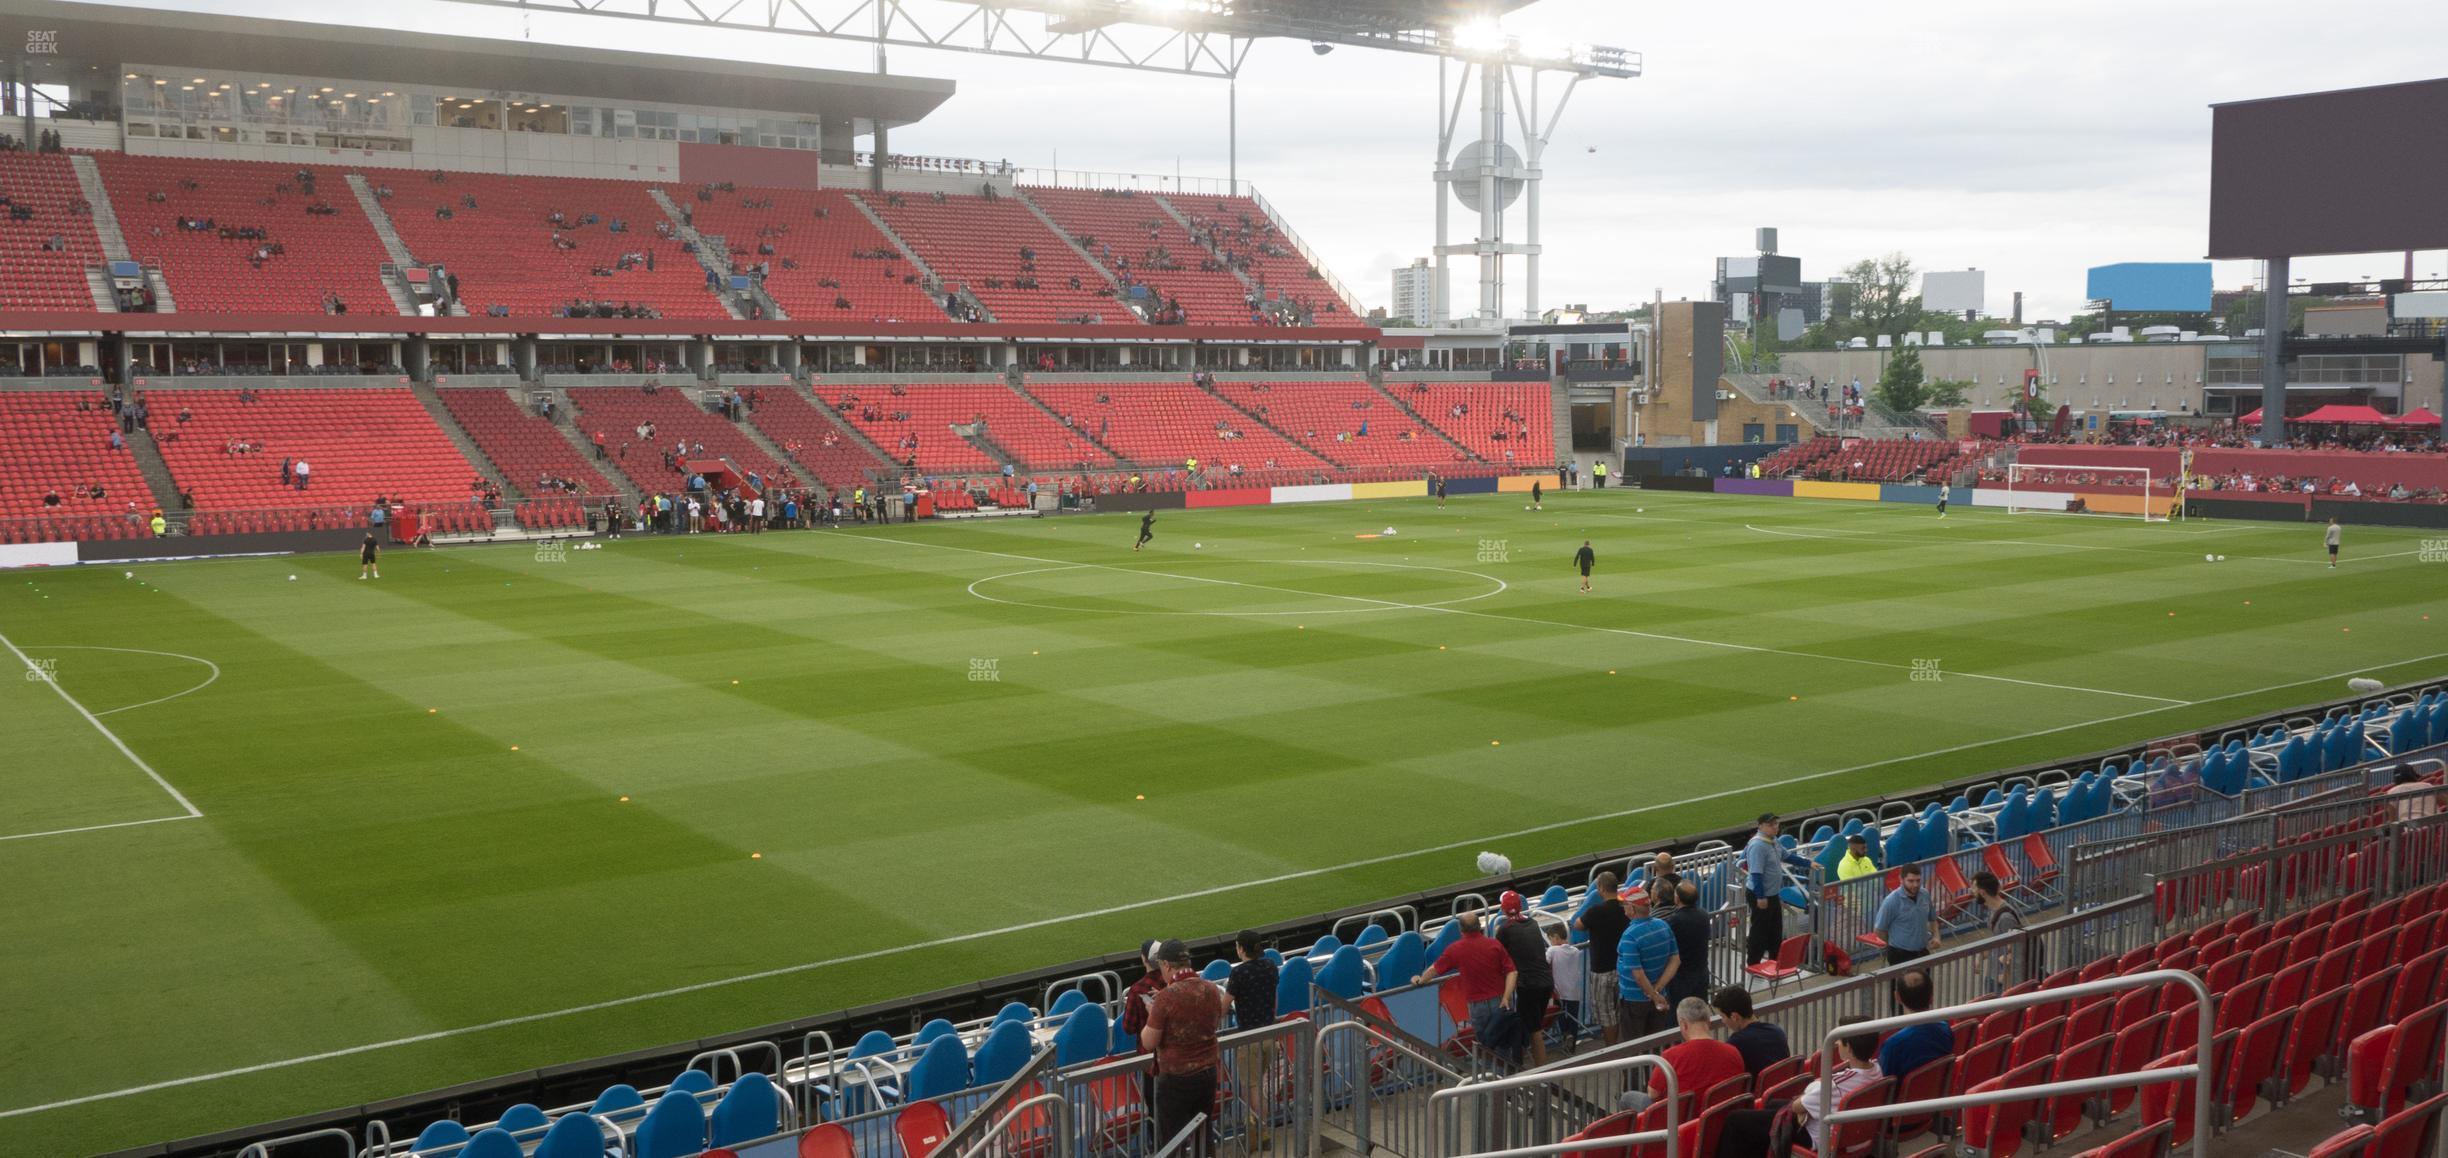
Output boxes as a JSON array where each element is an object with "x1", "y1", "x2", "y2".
[
  {"x1": 1842, "y1": 253, "x2": 1921, "y2": 339},
  {"x1": 1874, "y1": 347, "x2": 1928, "y2": 412},
  {"x1": 1927, "y1": 378, "x2": 1973, "y2": 407}
]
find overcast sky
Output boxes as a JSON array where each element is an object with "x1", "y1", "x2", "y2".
[{"x1": 116, "y1": 0, "x2": 2448, "y2": 321}]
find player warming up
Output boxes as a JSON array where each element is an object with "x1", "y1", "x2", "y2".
[
  {"x1": 1937, "y1": 482, "x2": 1950, "y2": 519},
  {"x1": 1436, "y1": 475, "x2": 1448, "y2": 509},
  {"x1": 2326, "y1": 517, "x2": 2341, "y2": 568},
  {"x1": 1530, "y1": 480, "x2": 1544, "y2": 511},
  {"x1": 1135, "y1": 510, "x2": 1157, "y2": 552},
  {"x1": 358, "y1": 532, "x2": 381, "y2": 580},
  {"x1": 1574, "y1": 539, "x2": 1595, "y2": 593}
]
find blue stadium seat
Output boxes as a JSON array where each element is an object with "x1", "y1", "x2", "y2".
[
  {"x1": 1883, "y1": 816, "x2": 1919, "y2": 868},
  {"x1": 1353, "y1": 923, "x2": 1389, "y2": 948},
  {"x1": 410, "y1": 1121, "x2": 470, "y2": 1156},
  {"x1": 1202, "y1": 959, "x2": 1233, "y2": 982},
  {"x1": 589, "y1": 1084, "x2": 646, "y2": 1127},
  {"x1": 905, "y1": 1035, "x2": 970, "y2": 1103},
  {"x1": 1981, "y1": 787, "x2": 2004, "y2": 806},
  {"x1": 1423, "y1": 920, "x2": 1460, "y2": 967},
  {"x1": 1540, "y1": 885, "x2": 1569, "y2": 908},
  {"x1": 915, "y1": 1019, "x2": 960, "y2": 1049},
  {"x1": 458, "y1": 1129, "x2": 521, "y2": 1158},
  {"x1": 1377, "y1": 932, "x2": 1426, "y2": 987},
  {"x1": 1054, "y1": 1005, "x2": 1108, "y2": 1067},
  {"x1": 1919, "y1": 804, "x2": 1951, "y2": 858},
  {"x1": 534, "y1": 1113, "x2": 609, "y2": 1158},
  {"x1": 993, "y1": 1001, "x2": 1033, "y2": 1025},
  {"x1": 1310, "y1": 935, "x2": 1343, "y2": 957},
  {"x1": 973, "y1": 1020, "x2": 1032, "y2": 1087},
  {"x1": 712, "y1": 1072, "x2": 784, "y2": 1146},
  {"x1": 1996, "y1": 789, "x2": 2029, "y2": 840},
  {"x1": 1107, "y1": 1014, "x2": 1137, "y2": 1057},
  {"x1": 2028, "y1": 787, "x2": 2058, "y2": 832},
  {"x1": 1276, "y1": 955, "x2": 1315, "y2": 1016},
  {"x1": 635, "y1": 1090, "x2": 709, "y2": 1158},
  {"x1": 497, "y1": 1104, "x2": 549, "y2": 1139},
  {"x1": 1264, "y1": 948, "x2": 1283, "y2": 965},
  {"x1": 670, "y1": 1069, "x2": 718, "y2": 1096},
  {"x1": 1317, "y1": 946, "x2": 1365, "y2": 1001},
  {"x1": 1047, "y1": 991, "x2": 1088, "y2": 1019}
]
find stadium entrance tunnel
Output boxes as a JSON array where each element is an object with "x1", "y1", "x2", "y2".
[{"x1": 966, "y1": 558, "x2": 1507, "y2": 617}]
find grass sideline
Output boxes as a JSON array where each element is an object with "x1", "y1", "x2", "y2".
[{"x1": 1, "y1": 488, "x2": 2440, "y2": 1154}]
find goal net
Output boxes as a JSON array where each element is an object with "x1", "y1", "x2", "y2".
[{"x1": 2004, "y1": 463, "x2": 2170, "y2": 522}]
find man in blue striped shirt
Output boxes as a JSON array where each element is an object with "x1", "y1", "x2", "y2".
[
  {"x1": 1617, "y1": 896, "x2": 1680, "y2": 1041},
  {"x1": 1871, "y1": 866, "x2": 1941, "y2": 965}
]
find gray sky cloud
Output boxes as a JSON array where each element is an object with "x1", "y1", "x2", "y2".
[{"x1": 116, "y1": 0, "x2": 2448, "y2": 320}]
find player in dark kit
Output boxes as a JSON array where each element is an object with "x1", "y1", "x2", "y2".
[
  {"x1": 1135, "y1": 511, "x2": 1156, "y2": 552},
  {"x1": 358, "y1": 532, "x2": 381, "y2": 580},
  {"x1": 1531, "y1": 480, "x2": 1544, "y2": 511},
  {"x1": 1436, "y1": 475, "x2": 1448, "y2": 508},
  {"x1": 1574, "y1": 539, "x2": 1595, "y2": 593}
]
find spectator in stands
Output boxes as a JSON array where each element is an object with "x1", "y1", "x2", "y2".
[
  {"x1": 1615, "y1": 892, "x2": 1678, "y2": 1041},
  {"x1": 1572, "y1": 873, "x2": 1631, "y2": 1045},
  {"x1": 1494, "y1": 892, "x2": 1554, "y2": 1065},
  {"x1": 1743, "y1": 814, "x2": 1805, "y2": 965},
  {"x1": 1663, "y1": 879, "x2": 1710, "y2": 1006},
  {"x1": 1141, "y1": 939, "x2": 1227, "y2": 1158},
  {"x1": 1712, "y1": 985, "x2": 1789, "y2": 1078},
  {"x1": 1621, "y1": 997, "x2": 1744, "y2": 1112},
  {"x1": 293, "y1": 459, "x2": 311, "y2": 491},
  {"x1": 1836, "y1": 834, "x2": 1878, "y2": 881},
  {"x1": 1413, "y1": 910, "x2": 1518, "y2": 1057},
  {"x1": 1120, "y1": 939, "x2": 1168, "y2": 1055},
  {"x1": 1877, "y1": 970, "x2": 1951, "y2": 1082},
  {"x1": 1972, "y1": 872, "x2": 2024, "y2": 993},
  {"x1": 2391, "y1": 767, "x2": 2438, "y2": 820},
  {"x1": 1871, "y1": 866, "x2": 1940, "y2": 965}
]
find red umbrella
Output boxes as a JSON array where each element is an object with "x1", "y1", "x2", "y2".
[
  {"x1": 2237, "y1": 408, "x2": 2263, "y2": 424},
  {"x1": 2395, "y1": 407, "x2": 2441, "y2": 427}
]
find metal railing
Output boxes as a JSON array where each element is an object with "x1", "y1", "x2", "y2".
[
  {"x1": 2150, "y1": 808, "x2": 2448, "y2": 932},
  {"x1": 955, "y1": 1091, "x2": 1074, "y2": 1158},
  {"x1": 1815, "y1": 969, "x2": 2214, "y2": 1158},
  {"x1": 1430, "y1": 1052, "x2": 1681, "y2": 1158},
  {"x1": 2070, "y1": 771, "x2": 2448, "y2": 915},
  {"x1": 1315, "y1": 1003, "x2": 1468, "y2": 1158}
]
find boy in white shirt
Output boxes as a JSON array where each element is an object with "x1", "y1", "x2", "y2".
[{"x1": 1544, "y1": 925, "x2": 1586, "y2": 1037}]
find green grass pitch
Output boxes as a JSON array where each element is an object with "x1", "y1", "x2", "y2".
[{"x1": 1, "y1": 488, "x2": 2441, "y2": 1154}]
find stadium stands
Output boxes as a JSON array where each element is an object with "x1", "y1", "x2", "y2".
[
  {"x1": 0, "y1": 392, "x2": 155, "y2": 538},
  {"x1": 145, "y1": 389, "x2": 480, "y2": 511},
  {"x1": 1023, "y1": 381, "x2": 1333, "y2": 472},
  {"x1": 1020, "y1": 187, "x2": 1253, "y2": 325},
  {"x1": 824, "y1": 382, "x2": 1118, "y2": 475},
  {"x1": 741, "y1": 389, "x2": 895, "y2": 491},
  {"x1": 1389, "y1": 382, "x2": 1555, "y2": 465},
  {"x1": 565, "y1": 387, "x2": 801, "y2": 494},
  {"x1": 0, "y1": 153, "x2": 108, "y2": 312},
  {"x1": 381, "y1": 170, "x2": 727, "y2": 320},
  {"x1": 435, "y1": 388, "x2": 617, "y2": 499},
  {"x1": 660, "y1": 185, "x2": 949, "y2": 323},
  {"x1": 1209, "y1": 379, "x2": 1470, "y2": 469},
  {"x1": 863, "y1": 192, "x2": 1128, "y2": 326},
  {"x1": 1167, "y1": 193, "x2": 1356, "y2": 321},
  {"x1": 95, "y1": 154, "x2": 397, "y2": 316}
]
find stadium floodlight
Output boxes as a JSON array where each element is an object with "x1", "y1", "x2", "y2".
[{"x1": 1450, "y1": 18, "x2": 1511, "y2": 54}]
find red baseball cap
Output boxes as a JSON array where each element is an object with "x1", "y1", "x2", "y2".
[{"x1": 1499, "y1": 890, "x2": 1526, "y2": 915}]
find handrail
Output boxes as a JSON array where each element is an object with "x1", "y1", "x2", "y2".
[
  {"x1": 1432, "y1": 1052, "x2": 1680, "y2": 1158},
  {"x1": 1817, "y1": 968, "x2": 2213, "y2": 1158},
  {"x1": 1150, "y1": 1112, "x2": 1210, "y2": 1158},
  {"x1": 232, "y1": 1126, "x2": 356, "y2": 1158},
  {"x1": 953, "y1": 1091, "x2": 1072, "y2": 1158},
  {"x1": 934, "y1": 1045, "x2": 1061, "y2": 1158}
]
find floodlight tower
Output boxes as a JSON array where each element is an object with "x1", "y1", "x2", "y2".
[{"x1": 1431, "y1": 19, "x2": 1635, "y2": 324}]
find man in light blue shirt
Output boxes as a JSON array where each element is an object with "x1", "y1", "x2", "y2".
[
  {"x1": 1617, "y1": 901, "x2": 1679, "y2": 1042},
  {"x1": 1872, "y1": 866, "x2": 1940, "y2": 964},
  {"x1": 1743, "y1": 814, "x2": 1786, "y2": 965}
]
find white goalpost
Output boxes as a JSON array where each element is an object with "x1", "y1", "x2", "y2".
[{"x1": 2003, "y1": 463, "x2": 2171, "y2": 522}]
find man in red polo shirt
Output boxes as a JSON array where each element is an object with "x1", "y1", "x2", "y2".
[
  {"x1": 1622, "y1": 996, "x2": 1746, "y2": 1111},
  {"x1": 1412, "y1": 910, "x2": 1517, "y2": 1056}
]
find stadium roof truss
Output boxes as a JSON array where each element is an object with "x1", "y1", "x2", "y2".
[{"x1": 427, "y1": 0, "x2": 1639, "y2": 81}]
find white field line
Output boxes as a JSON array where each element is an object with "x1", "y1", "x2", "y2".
[
  {"x1": 8, "y1": 648, "x2": 2442, "y2": 1122},
  {"x1": 864, "y1": 533, "x2": 2187, "y2": 706},
  {"x1": 0, "y1": 629, "x2": 202, "y2": 820},
  {"x1": 0, "y1": 814, "x2": 197, "y2": 844},
  {"x1": 29, "y1": 645, "x2": 224, "y2": 716}
]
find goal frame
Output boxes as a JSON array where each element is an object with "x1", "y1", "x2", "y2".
[{"x1": 2003, "y1": 463, "x2": 2169, "y2": 522}]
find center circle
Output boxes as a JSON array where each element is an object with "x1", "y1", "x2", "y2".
[{"x1": 967, "y1": 559, "x2": 1509, "y2": 617}]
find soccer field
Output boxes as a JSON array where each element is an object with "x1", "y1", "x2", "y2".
[{"x1": 2, "y1": 488, "x2": 2441, "y2": 1154}]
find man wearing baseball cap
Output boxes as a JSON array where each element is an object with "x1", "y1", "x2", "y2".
[
  {"x1": 1141, "y1": 939, "x2": 1228, "y2": 1158},
  {"x1": 1493, "y1": 891, "x2": 1556, "y2": 1065}
]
